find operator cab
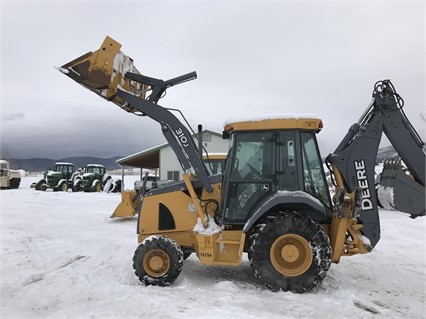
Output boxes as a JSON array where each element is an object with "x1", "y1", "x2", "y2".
[
  {"x1": 54, "y1": 162, "x2": 75, "y2": 180},
  {"x1": 220, "y1": 117, "x2": 332, "y2": 224}
]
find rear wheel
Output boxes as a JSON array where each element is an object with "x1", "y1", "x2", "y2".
[
  {"x1": 94, "y1": 180, "x2": 102, "y2": 192},
  {"x1": 58, "y1": 181, "x2": 68, "y2": 192},
  {"x1": 110, "y1": 180, "x2": 121, "y2": 193},
  {"x1": 133, "y1": 236, "x2": 183, "y2": 286},
  {"x1": 9, "y1": 178, "x2": 20, "y2": 189},
  {"x1": 248, "y1": 211, "x2": 331, "y2": 293}
]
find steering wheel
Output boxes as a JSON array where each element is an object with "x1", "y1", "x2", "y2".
[{"x1": 247, "y1": 163, "x2": 261, "y2": 178}]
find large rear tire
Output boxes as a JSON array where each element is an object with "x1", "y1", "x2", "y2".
[
  {"x1": 133, "y1": 236, "x2": 183, "y2": 286},
  {"x1": 93, "y1": 180, "x2": 102, "y2": 192},
  {"x1": 110, "y1": 180, "x2": 121, "y2": 193},
  {"x1": 9, "y1": 178, "x2": 20, "y2": 189},
  {"x1": 248, "y1": 211, "x2": 331, "y2": 293},
  {"x1": 73, "y1": 180, "x2": 82, "y2": 192}
]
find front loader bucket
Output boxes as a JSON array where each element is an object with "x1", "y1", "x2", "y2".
[
  {"x1": 110, "y1": 190, "x2": 138, "y2": 218},
  {"x1": 57, "y1": 36, "x2": 147, "y2": 112},
  {"x1": 377, "y1": 159, "x2": 425, "y2": 218}
]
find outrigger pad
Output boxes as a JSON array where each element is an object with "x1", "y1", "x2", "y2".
[
  {"x1": 57, "y1": 36, "x2": 147, "y2": 112},
  {"x1": 378, "y1": 159, "x2": 425, "y2": 218}
]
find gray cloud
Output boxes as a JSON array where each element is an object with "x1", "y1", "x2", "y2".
[
  {"x1": 2, "y1": 113, "x2": 25, "y2": 121},
  {"x1": 1, "y1": 1, "x2": 424, "y2": 160}
]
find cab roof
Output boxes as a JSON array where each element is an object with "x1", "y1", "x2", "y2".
[{"x1": 224, "y1": 116, "x2": 323, "y2": 134}]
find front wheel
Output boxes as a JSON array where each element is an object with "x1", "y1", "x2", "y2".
[
  {"x1": 35, "y1": 180, "x2": 47, "y2": 191},
  {"x1": 248, "y1": 211, "x2": 331, "y2": 293},
  {"x1": 133, "y1": 236, "x2": 183, "y2": 286},
  {"x1": 73, "y1": 180, "x2": 82, "y2": 192}
]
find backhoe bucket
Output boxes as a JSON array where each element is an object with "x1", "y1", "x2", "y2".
[
  {"x1": 377, "y1": 159, "x2": 425, "y2": 218},
  {"x1": 110, "y1": 190, "x2": 138, "y2": 218},
  {"x1": 57, "y1": 36, "x2": 147, "y2": 112}
]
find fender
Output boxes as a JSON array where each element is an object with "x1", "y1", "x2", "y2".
[
  {"x1": 103, "y1": 174, "x2": 112, "y2": 183},
  {"x1": 56, "y1": 178, "x2": 67, "y2": 188},
  {"x1": 91, "y1": 179, "x2": 100, "y2": 187},
  {"x1": 73, "y1": 177, "x2": 82, "y2": 186},
  {"x1": 243, "y1": 190, "x2": 330, "y2": 233}
]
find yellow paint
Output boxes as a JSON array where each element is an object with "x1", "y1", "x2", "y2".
[
  {"x1": 225, "y1": 118, "x2": 322, "y2": 133},
  {"x1": 110, "y1": 190, "x2": 137, "y2": 218}
]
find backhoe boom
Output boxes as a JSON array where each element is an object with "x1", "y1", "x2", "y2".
[{"x1": 327, "y1": 80, "x2": 425, "y2": 248}]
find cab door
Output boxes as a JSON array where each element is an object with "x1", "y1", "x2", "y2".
[{"x1": 222, "y1": 131, "x2": 275, "y2": 223}]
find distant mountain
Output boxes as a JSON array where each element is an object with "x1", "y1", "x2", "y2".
[
  {"x1": 8, "y1": 156, "x2": 123, "y2": 172},
  {"x1": 376, "y1": 145, "x2": 398, "y2": 163},
  {"x1": 9, "y1": 145, "x2": 401, "y2": 172},
  {"x1": 320, "y1": 146, "x2": 398, "y2": 164}
]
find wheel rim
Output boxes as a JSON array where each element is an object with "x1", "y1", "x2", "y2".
[
  {"x1": 61, "y1": 183, "x2": 67, "y2": 191},
  {"x1": 143, "y1": 249, "x2": 170, "y2": 277},
  {"x1": 270, "y1": 234, "x2": 313, "y2": 277}
]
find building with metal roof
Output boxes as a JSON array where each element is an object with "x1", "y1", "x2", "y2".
[{"x1": 116, "y1": 130, "x2": 230, "y2": 181}]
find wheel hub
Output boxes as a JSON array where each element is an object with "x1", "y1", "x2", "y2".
[
  {"x1": 270, "y1": 234, "x2": 313, "y2": 277},
  {"x1": 281, "y1": 243, "x2": 300, "y2": 263},
  {"x1": 143, "y1": 250, "x2": 170, "y2": 277},
  {"x1": 149, "y1": 256, "x2": 164, "y2": 270}
]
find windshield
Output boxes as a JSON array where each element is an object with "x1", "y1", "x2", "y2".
[
  {"x1": 56, "y1": 165, "x2": 73, "y2": 174},
  {"x1": 86, "y1": 166, "x2": 104, "y2": 174},
  {"x1": 301, "y1": 132, "x2": 332, "y2": 208}
]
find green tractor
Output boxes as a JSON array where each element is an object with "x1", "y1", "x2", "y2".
[
  {"x1": 81, "y1": 164, "x2": 111, "y2": 192},
  {"x1": 34, "y1": 162, "x2": 79, "y2": 192}
]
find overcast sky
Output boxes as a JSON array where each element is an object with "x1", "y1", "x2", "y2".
[{"x1": 1, "y1": 1, "x2": 424, "y2": 160}]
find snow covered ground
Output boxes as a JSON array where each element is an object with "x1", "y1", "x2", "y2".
[{"x1": 1, "y1": 176, "x2": 425, "y2": 318}]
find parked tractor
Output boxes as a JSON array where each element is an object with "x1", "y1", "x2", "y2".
[
  {"x1": 80, "y1": 164, "x2": 109, "y2": 192},
  {"x1": 34, "y1": 162, "x2": 78, "y2": 192}
]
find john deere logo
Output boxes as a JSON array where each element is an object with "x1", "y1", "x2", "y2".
[{"x1": 354, "y1": 160, "x2": 373, "y2": 210}]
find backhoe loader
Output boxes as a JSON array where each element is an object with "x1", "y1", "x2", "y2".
[{"x1": 58, "y1": 36, "x2": 425, "y2": 293}]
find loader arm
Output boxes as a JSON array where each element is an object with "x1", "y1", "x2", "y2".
[
  {"x1": 327, "y1": 80, "x2": 425, "y2": 249},
  {"x1": 57, "y1": 36, "x2": 213, "y2": 193},
  {"x1": 115, "y1": 84, "x2": 213, "y2": 192}
]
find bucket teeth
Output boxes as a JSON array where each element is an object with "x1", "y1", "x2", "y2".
[{"x1": 383, "y1": 158, "x2": 402, "y2": 171}]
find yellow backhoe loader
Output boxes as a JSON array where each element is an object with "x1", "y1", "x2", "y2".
[{"x1": 58, "y1": 36, "x2": 425, "y2": 293}]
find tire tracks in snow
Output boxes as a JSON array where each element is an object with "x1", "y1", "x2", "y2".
[{"x1": 23, "y1": 255, "x2": 89, "y2": 286}]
